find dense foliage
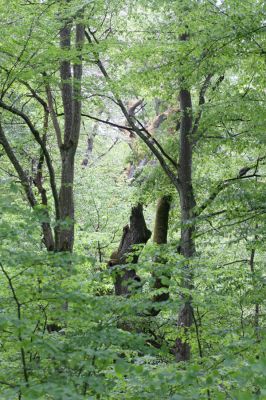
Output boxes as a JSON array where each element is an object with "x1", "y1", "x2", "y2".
[{"x1": 0, "y1": 1, "x2": 265, "y2": 399}]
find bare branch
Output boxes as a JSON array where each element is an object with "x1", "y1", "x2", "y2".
[
  {"x1": 134, "y1": 116, "x2": 179, "y2": 169},
  {"x1": 192, "y1": 74, "x2": 212, "y2": 136},
  {"x1": 127, "y1": 99, "x2": 144, "y2": 116},
  {"x1": 81, "y1": 112, "x2": 135, "y2": 132},
  {"x1": 84, "y1": 29, "x2": 180, "y2": 190}
]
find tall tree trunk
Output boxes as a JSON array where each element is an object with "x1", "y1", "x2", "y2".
[
  {"x1": 174, "y1": 88, "x2": 196, "y2": 362},
  {"x1": 153, "y1": 196, "x2": 171, "y2": 245},
  {"x1": 55, "y1": 19, "x2": 84, "y2": 252},
  {"x1": 149, "y1": 195, "x2": 171, "y2": 316},
  {"x1": 249, "y1": 234, "x2": 260, "y2": 340},
  {"x1": 108, "y1": 204, "x2": 151, "y2": 296},
  {"x1": 57, "y1": 150, "x2": 76, "y2": 251}
]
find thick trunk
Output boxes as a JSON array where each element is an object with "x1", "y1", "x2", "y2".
[
  {"x1": 108, "y1": 204, "x2": 151, "y2": 295},
  {"x1": 150, "y1": 195, "x2": 171, "y2": 316},
  {"x1": 55, "y1": 20, "x2": 84, "y2": 252},
  {"x1": 153, "y1": 196, "x2": 171, "y2": 245},
  {"x1": 174, "y1": 88, "x2": 196, "y2": 362},
  {"x1": 56, "y1": 150, "x2": 75, "y2": 252}
]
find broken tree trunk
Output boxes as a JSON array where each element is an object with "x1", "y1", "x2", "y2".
[{"x1": 108, "y1": 203, "x2": 151, "y2": 296}]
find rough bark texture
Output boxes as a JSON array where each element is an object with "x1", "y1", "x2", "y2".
[
  {"x1": 149, "y1": 195, "x2": 171, "y2": 316},
  {"x1": 108, "y1": 204, "x2": 151, "y2": 296},
  {"x1": 174, "y1": 87, "x2": 196, "y2": 362},
  {"x1": 56, "y1": 21, "x2": 84, "y2": 252},
  {"x1": 57, "y1": 150, "x2": 76, "y2": 251}
]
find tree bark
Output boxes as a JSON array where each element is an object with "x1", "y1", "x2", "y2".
[
  {"x1": 174, "y1": 87, "x2": 196, "y2": 362},
  {"x1": 250, "y1": 240, "x2": 260, "y2": 340},
  {"x1": 56, "y1": 20, "x2": 84, "y2": 252},
  {"x1": 108, "y1": 204, "x2": 151, "y2": 296},
  {"x1": 57, "y1": 149, "x2": 76, "y2": 251},
  {"x1": 149, "y1": 195, "x2": 171, "y2": 316},
  {"x1": 32, "y1": 112, "x2": 55, "y2": 251}
]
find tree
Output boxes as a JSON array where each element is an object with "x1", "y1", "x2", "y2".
[
  {"x1": 0, "y1": 0, "x2": 266, "y2": 398},
  {"x1": 0, "y1": 1, "x2": 85, "y2": 252}
]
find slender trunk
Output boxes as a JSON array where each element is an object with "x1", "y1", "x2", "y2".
[
  {"x1": 82, "y1": 133, "x2": 94, "y2": 167},
  {"x1": 33, "y1": 112, "x2": 55, "y2": 251},
  {"x1": 250, "y1": 245, "x2": 260, "y2": 339}
]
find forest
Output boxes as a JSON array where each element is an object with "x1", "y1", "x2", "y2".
[{"x1": 0, "y1": 0, "x2": 265, "y2": 399}]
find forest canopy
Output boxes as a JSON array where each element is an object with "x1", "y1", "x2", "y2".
[{"x1": 0, "y1": 0, "x2": 265, "y2": 399}]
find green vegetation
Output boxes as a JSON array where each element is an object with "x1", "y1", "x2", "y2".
[{"x1": 0, "y1": 1, "x2": 265, "y2": 399}]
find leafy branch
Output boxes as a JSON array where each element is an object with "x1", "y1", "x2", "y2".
[
  {"x1": 0, "y1": 99, "x2": 60, "y2": 220},
  {"x1": 0, "y1": 262, "x2": 29, "y2": 386}
]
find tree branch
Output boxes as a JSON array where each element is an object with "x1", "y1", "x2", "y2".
[
  {"x1": 134, "y1": 116, "x2": 179, "y2": 169},
  {"x1": 0, "y1": 120, "x2": 55, "y2": 250},
  {"x1": 45, "y1": 83, "x2": 63, "y2": 149},
  {"x1": 192, "y1": 74, "x2": 212, "y2": 136},
  {"x1": 0, "y1": 122, "x2": 37, "y2": 208},
  {"x1": 0, "y1": 263, "x2": 29, "y2": 385},
  {"x1": 84, "y1": 29, "x2": 180, "y2": 190},
  {"x1": 20, "y1": 80, "x2": 48, "y2": 112},
  {"x1": 195, "y1": 166, "x2": 264, "y2": 218},
  {"x1": 81, "y1": 112, "x2": 135, "y2": 132},
  {"x1": 0, "y1": 99, "x2": 60, "y2": 220}
]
